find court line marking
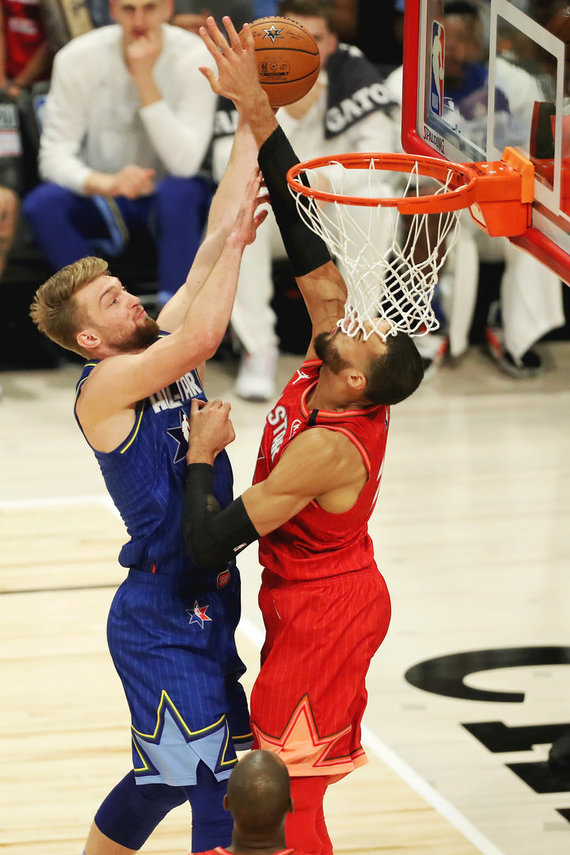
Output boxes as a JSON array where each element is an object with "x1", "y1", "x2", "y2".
[{"x1": 1, "y1": 495, "x2": 503, "y2": 855}]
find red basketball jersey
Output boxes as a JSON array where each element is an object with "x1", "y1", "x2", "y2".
[
  {"x1": 253, "y1": 359, "x2": 390, "y2": 582},
  {"x1": 193, "y1": 849, "x2": 299, "y2": 855}
]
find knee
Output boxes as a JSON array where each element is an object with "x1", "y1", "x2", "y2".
[
  {"x1": 156, "y1": 175, "x2": 214, "y2": 212},
  {"x1": 94, "y1": 772, "x2": 187, "y2": 849},
  {"x1": 23, "y1": 183, "x2": 71, "y2": 225}
]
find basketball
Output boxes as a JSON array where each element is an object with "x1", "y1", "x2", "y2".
[{"x1": 243, "y1": 16, "x2": 320, "y2": 107}]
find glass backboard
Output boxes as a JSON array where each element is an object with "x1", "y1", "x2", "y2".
[{"x1": 402, "y1": 0, "x2": 570, "y2": 283}]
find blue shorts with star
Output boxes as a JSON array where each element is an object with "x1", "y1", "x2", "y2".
[{"x1": 107, "y1": 567, "x2": 252, "y2": 786}]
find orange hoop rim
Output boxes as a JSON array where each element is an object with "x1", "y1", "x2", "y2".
[{"x1": 286, "y1": 152, "x2": 481, "y2": 214}]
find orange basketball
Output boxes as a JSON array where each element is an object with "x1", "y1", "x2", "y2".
[{"x1": 244, "y1": 16, "x2": 320, "y2": 107}]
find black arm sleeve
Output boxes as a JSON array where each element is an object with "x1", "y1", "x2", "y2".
[
  {"x1": 258, "y1": 125, "x2": 331, "y2": 277},
  {"x1": 183, "y1": 463, "x2": 259, "y2": 568}
]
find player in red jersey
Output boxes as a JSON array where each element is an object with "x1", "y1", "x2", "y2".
[
  {"x1": 192, "y1": 749, "x2": 304, "y2": 855},
  {"x1": 183, "y1": 16, "x2": 424, "y2": 855}
]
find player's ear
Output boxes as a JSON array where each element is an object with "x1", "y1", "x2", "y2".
[
  {"x1": 76, "y1": 329, "x2": 101, "y2": 352},
  {"x1": 346, "y1": 367, "x2": 367, "y2": 395}
]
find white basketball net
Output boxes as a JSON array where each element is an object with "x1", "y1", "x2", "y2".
[{"x1": 289, "y1": 157, "x2": 463, "y2": 339}]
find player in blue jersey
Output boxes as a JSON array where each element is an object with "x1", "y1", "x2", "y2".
[{"x1": 29, "y1": 118, "x2": 267, "y2": 855}]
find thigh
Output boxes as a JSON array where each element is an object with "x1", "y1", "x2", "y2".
[
  {"x1": 24, "y1": 182, "x2": 108, "y2": 236},
  {"x1": 108, "y1": 575, "x2": 230, "y2": 733},
  {"x1": 252, "y1": 569, "x2": 391, "y2": 753},
  {"x1": 107, "y1": 575, "x2": 239, "y2": 785}
]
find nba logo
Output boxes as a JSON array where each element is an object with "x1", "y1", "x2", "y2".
[{"x1": 430, "y1": 21, "x2": 445, "y2": 117}]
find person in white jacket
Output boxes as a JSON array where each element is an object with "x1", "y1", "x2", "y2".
[
  {"x1": 23, "y1": 0, "x2": 217, "y2": 304},
  {"x1": 211, "y1": 0, "x2": 400, "y2": 400}
]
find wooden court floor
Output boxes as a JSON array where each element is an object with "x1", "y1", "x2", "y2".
[{"x1": 1, "y1": 341, "x2": 569, "y2": 855}]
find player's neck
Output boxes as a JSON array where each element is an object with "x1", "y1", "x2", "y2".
[
  {"x1": 308, "y1": 381, "x2": 363, "y2": 413},
  {"x1": 229, "y1": 831, "x2": 289, "y2": 854}
]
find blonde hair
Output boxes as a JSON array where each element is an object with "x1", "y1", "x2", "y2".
[{"x1": 30, "y1": 256, "x2": 109, "y2": 355}]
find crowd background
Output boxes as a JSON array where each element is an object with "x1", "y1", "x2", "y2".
[{"x1": 1, "y1": 0, "x2": 569, "y2": 376}]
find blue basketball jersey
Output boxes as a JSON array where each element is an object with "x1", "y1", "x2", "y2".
[
  {"x1": 74, "y1": 359, "x2": 233, "y2": 580},
  {"x1": 73, "y1": 351, "x2": 252, "y2": 785}
]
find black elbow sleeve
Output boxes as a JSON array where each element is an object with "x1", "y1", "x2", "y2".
[
  {"x1": 184, "y1": 463, "x2": 259, "y2": 568},
  {"x1": 258, "y1": 126, "x2": 331, "y2": 277}
]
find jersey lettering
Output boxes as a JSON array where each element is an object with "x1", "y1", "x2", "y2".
[
  {"x1": 325, "y1": 82, "x2": 394, "y2": 135},
  {"x1": 267, "y1": 404, "x2": 288, "y2": 461},
  {"x1": 149, "y1": 372, "x2": 202, "y2": 413}
]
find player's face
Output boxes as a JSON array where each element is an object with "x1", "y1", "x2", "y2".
[
  {"x1": 74, "y1": 273, "x2": 160, "y2": 353},
  {"x1": 111, "y1": 0, "x2": 172, "y2": 43},
  {"x1": 292, "y1": 14, "x2": 338, "y2": 66},
  {"x1": 314, "y1": 321, "x2": 389, "y2": 377}
]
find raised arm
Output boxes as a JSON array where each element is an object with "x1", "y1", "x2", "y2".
[
  {"x1": 156, "y1": 115, "x2": 260, "y2": 333},
  {"x1": 199, "y1": 16, "x2": 347, "y2": 355},
  {"x1": 77, "y1": 167, "x2": 266, "y2": 441}
]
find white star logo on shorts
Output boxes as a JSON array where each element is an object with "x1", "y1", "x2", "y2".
[{"x1": 187, "y1": 601, "x2": 212, "y2": 629}]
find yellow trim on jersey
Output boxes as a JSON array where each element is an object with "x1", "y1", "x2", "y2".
[
  {"x1": 119, "y1": 401, "x2": 146, "y2": 454},
  {"x1": 132, "y1": 690, "x2": 225, "y2": 740},
  {"x1": 131, "y1": 690, "x2": 236, "y2": 773},
  {"x1": 74, "y1": 362, "x2": 98, "y2": 405}
]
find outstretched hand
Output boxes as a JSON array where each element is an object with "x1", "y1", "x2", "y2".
[
  {"x1": 198, "y1": 15, "x2": 268, "y2": 115},
  {"x1": 187, "y1": 398, "x2": 236, "y2": 465},
  {"x1": 232, "y1": 168, "x2": 269, "y2": 247}
]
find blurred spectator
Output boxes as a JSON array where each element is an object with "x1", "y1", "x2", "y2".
[
  {"x1": 247, "y1": 0, "x2": 357, "y2": 37},
  {"x1": 0, "y1": 0, "x2": 51, "y2": 321},
  {"x1": 353, "y1": 0, "x2": 403, "y2": 73},
  {"x1": 87, "y1": 0, "x2": 113, "y2": 27},
  {"x1": 171, "y1": 0, "x2": 254, "y2": 35},
  {"x1": 22, "y1": 0, "x2": 217, "y2": 307},
  {"x1": 40, "y1": 0, "x2": 94, "y2": 54},
  {"x1": 0, "y1": 183, "x2": 18, "y2": 276},
  {"x1": 211, "y1": 0, "x2": 399, "y2": 400},
  {"x1": 323, "y1": 0, "x2": 357, "y2": 43},
  {"x1": 385, "y1": 0, "x2": 565, "y2": 377},
  {"x1": 252, "y1": 0, "x2": 277, "y2": 15},
  {"x1": 0, "y1": 0, "x2": 52, "y2": 97}
]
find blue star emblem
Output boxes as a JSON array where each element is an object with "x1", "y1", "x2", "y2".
[
  {"x1": 263, "y1": 24, "x2": 284, "y2": 42},
  {"x1": 187, "y1": 600, "x2": 212, "y2": 628}
]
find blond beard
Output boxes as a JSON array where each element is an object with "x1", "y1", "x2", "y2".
[{"x1": 113, "y1": 315, "x2": 161, "y2": 353}]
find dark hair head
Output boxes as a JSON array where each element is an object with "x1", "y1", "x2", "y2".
[
  {"x1": 227, "y1": 750, "x2": 291, "y2": 834},
  {"x1": 364, "y1": 331, "x2": 424, "y2": 406},
  {"x1": 277, "y1": 0, "x2": 334, "y2": 30}
]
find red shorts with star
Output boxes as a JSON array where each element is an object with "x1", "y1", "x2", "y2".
[{"x1": 250, "y1": 564, "x2": 391, "y2": 780}]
